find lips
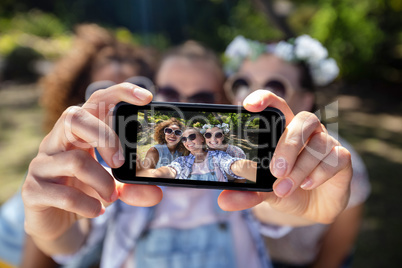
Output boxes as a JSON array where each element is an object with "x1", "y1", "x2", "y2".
[
  {"x1": 207, "y1": 141, "x2": 220, "y2": 147},
  {"x1": 186, "y1": 142, "x2": 200, "y2": 151}
]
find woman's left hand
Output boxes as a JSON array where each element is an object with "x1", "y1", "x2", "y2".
[{"x1": 218, "y1": 90, "x2": 352, "y2": 224}]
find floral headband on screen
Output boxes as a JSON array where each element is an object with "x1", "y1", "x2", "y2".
[
  {"x1": 224, "y1": 35, "x2": 339, "y2": 87},
  {"x1": 199, "y1": 123, "x2": 230, "y2": 134}
]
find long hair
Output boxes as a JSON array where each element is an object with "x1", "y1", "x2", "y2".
[
  {"x1": 154, "y1": 118, "x2": 187, "y2": 155},
  {"x1": 40, "y1": 24, "x2": 158, "y2": 132}
]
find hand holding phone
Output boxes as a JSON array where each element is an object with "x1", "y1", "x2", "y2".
[
  {"x1": 219, "y1": 90, "x2": 353, "y2": 226},
  {"x1": 113, "y1": 101, "x2": 285, "y2": 192}
]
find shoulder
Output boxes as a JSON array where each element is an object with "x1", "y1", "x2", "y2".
[
  {"x1": 146, "y1": 146, "x2": 159, "y2": 157},
  {"x1": 210, "y1": 150, "x2": 231, "y2": 159},
  {"x1": 152, "y1": 144, "x2": 166, "y2": 150},
  {"x1": 226, "y1": 145, "x2": 246, "y2": 158},
  {"x1": 227, "y1": 145, "x2": 244, "y2": 153},
  {"x1": 333, "y1": 132, "x2": 371, "y2": 207}
]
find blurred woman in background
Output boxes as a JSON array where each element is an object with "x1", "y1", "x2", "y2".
[{"x1": 224, "y1": 35, "x2": 371, "y2": 268}]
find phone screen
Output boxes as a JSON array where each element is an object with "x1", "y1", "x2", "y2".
[{"x1": 113, "y1": 102, "x2": 285, "y2": 192}]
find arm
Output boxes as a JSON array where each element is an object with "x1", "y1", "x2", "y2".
[
  {"x1": 143, "y1": 147, "x2": 159, "y2": 169},
  {"x1": 312, "y1": 204, "x2": 364, "y2": 268},
  {"x1": 136, "y1": 166, "x2": 176, "y2": 179},
  {"x1": 21, "y1": 235, "x2": 59, "y2": 268}
]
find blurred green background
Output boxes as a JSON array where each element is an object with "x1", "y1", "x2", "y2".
[{"x1": 0, "y1": 0, "x2": 401, "y2": 267}]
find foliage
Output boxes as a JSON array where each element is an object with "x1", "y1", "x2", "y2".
[
  {"x1": 0, "y1": 10, "x2": 73, "y2": 59},
  {"x1": 0, "y1": 9, "x2": 67, "y2": 37},
  {"x1": 0, "y1": 0, "x2": 400, "y2": 83},
  {"x1": 216, "y1": 0, "x2": 283, "y2": 45},
  {"x1": 288, "y1": 0, "x2": 387, "y2": 80},
  {"x1": 139, "y1": 110, "x2": 255, "y2": 131},
  {"x1": 114, "y1": 27, "x2": 170, "y2": 51}
]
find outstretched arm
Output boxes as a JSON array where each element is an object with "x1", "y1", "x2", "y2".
[
  {"x1": 136, "y1": 166, "x2": 177, "y2": 179},
  {"x1": 312, "y1": 204, "x2": 364, "y2": 268}
]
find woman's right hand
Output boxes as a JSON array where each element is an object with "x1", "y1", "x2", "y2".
[{"x1": 22, "y1": 83, "x2": 163, "y2": 253}]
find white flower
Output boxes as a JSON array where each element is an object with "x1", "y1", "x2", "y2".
[
  {"x1": 310, "y1": 58, "x2": 339, "y2": 86},
  {"x1": 294, "y1": 35, "x2": 328, "y2": 63},
  {"x1": 273, "y1": 41, "x2": 295, "y2": 62},
  {"x1": 216, "y1": 124, "x2": 222, "y2": 128},
  {"x1": 225, "y1": 36, "x2": 251, "y2": 58},
  {"x1": 222, "y1": 123, "x2": 229, "y2": 128}
]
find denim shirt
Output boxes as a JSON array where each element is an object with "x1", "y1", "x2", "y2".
[{"x1": 168, "y1": 151, "x2": 243, "y2": 181}]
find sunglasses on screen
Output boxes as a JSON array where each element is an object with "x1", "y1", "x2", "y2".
[
  {"x1": 204, "y1": 132, "x2": 223, "y2": 139},
  {"x1": 164, "y1": 127, "x2": 183, "y2": 136},
  {"x1": 181, "y1": 133, "x2": 197, "y2": 143}
]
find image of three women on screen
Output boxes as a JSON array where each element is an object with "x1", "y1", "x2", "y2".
[{"x1": 137, "y1": 117, "x2": 256, "y2": 183}]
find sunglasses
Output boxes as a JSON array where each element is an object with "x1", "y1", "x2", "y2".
[
  {"x1": 181, "y1": 133, "x2": 197, "y2": 143},
  {"x1": 204, "y1": 132, "x2": 223, "y2": 139},
  {"x1": 85, "y1": 76, "x2": 155, "y2": 101},
  {"x1": 155, "y1": 86, "x2": 215, "y2": 103},
  {"x1": 164, "y1": 127, "x2": 182, "y2": 136},
  {"x1": 224, "y1": 74, "x2": 295, "y2": 104}
]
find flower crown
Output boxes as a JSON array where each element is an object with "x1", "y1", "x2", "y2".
[
  {"x1": 224, "y1": 35, "x2": 339, "y2": 87},
  {"x1": 200, "y1": 123, "x2": 230, "y2": 134}
]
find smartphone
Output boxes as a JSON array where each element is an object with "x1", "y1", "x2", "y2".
[{"x1": 112, "y1": 101, "x2": 285, "y2": 192}]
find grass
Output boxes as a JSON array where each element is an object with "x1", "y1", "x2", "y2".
[
  {"x1": 0, "y1": 82, "x2": 401, "y2": 266},
  {"x1": 0, "y1": 83, "x2": 43, "y2": 203}
]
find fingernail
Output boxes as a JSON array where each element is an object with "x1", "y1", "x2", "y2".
[
  {"x1": 275, "y1": 178, "x2": 294, "y2": 197},
  {"x1": 244, "y1": 93, "x2": 263, "y2": 106},
  {"x1": 133, "y1": 87, "x2": 151, "y2": 101},
  {"x1": 301, "y1": 177, "x2": 314, "y2": 190},
  {"x1": 113, "y1": 150, "x2": 125, "y2": 167},
  {"x1": 271, "y1": 157, "x2": 287, "y2": 177},
  {"x1": 99, "y1": 204, "x2": 106, "y2": 216},
  {"x1": 121, "y1": 82, "x2": 135, "y2": 89}
]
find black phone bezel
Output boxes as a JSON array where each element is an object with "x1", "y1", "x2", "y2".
[{"x1": 112, "y1": 101, "x2": 285, "y2": 192}]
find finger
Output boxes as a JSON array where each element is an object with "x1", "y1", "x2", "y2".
[
  {"x1": 44, "y1": 106, "x2": 124, "y2": 168},
  {"x1": 30, "y1": 150, "x2": 118, "y2": 203},
  {"x1": 301, "y1": 146, "x2": 352, "y2": 190},
  {"x1": 217, "y1": 190, "x2": 268, "y2": 211},
  {"x1": 118, "y1": 183, "x2": 163, "y2": 207},
  {"x1": 83, "y1": 82, "x2": 153, "y2": 120},
  {"x1": 243, "y1": 90, "x2": 294, "y2": 126},
  {"x1": 270, "y1": 111, "x2": 323, "y2": 179},
  {"x1": 272, "y1": 132, "x2": 339, "y2": 197},
  {"x1": 23, "y1": 181, "x2": 105, "y2": 219}
]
